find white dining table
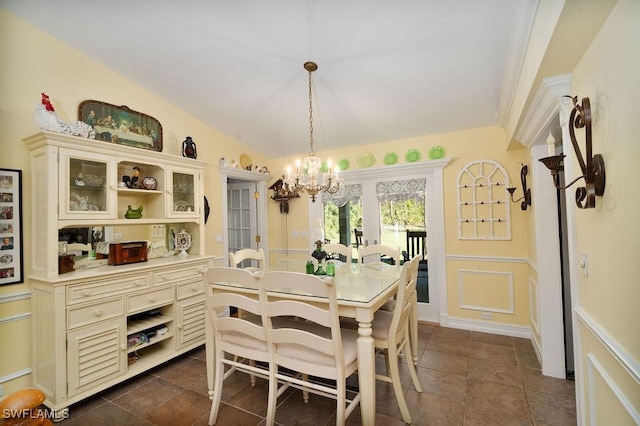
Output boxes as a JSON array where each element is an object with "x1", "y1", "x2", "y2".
[{"x1": 204, "y1": 262, "x2": 401, "y2": 425}]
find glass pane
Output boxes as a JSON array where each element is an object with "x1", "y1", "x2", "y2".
[
  {"x1": 173, "y1": 172, "x2": 194, "y2": 212},
  {"x1": 323, "y1": 199, "x2": 362, "y2": 261},
  {"x1": 69, "y1": 158, "x2": 107, "y2": 212},
  {"x1": 378, "y1": 198, "x2": 425, "y2": 257}
]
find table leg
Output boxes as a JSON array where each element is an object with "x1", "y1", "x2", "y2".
[
  {"x1": 411, "y1": 301, "x2": 418, "y2": 365},
  {"x1": 205, "y1": 318, "x2": 214, "y2": 400},
  {"x1": 357, "y1": 320, "x2": 376, "y2": 425}
]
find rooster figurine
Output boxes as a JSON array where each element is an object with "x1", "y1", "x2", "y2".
[{"x1": 36, "y1": 93, "x2": 95, "y2": 139}]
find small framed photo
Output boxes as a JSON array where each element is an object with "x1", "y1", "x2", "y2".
[{"x1": 0, "y1": 168, "x2": 23, "y2": 285}]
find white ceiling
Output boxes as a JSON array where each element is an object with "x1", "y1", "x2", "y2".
[{"x1": 2, "y1": 0, "x2": 536, "y2": 158}]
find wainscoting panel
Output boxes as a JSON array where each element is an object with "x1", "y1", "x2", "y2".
[
  {"x1": 458, "y1": 269, "x2": 514, "y2": 314},
  {"x1": 529, "y1": 277, "x2": 540, "y2": 335},
  {"x1": 587, "y1": 353, "x2": 640, "y2": 425}
]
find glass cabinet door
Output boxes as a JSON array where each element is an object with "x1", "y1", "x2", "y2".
[
  {"x1": 167, "y1": 166, "x2": 201, "y2": 219},
  {"x1": 59, "y1": 149, "x2": 116, "y2": 220}
]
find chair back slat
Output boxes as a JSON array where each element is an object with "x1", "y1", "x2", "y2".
[
  {"x1": 229, "y1": 248, "x2": 266, "y2": 272},
  {"x1": 358, "y1": 244, "x2": 402, "y2": 267},
  {"x1": 405, "y1": 230, "x2": 426, "y2": 260},
  {"x1": 323, "y1": 243, "x2": 353, "y2": 265}
]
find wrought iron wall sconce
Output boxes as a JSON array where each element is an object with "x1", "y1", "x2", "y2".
[
  {"x1": 538, "y1": 96, "x2": 605, "y2": 209},
  {"x1": 507, "y1": 164, "x2": 531, "y2": 210}
]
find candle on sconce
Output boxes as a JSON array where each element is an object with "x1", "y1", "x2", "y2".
[{"x1": 546, "y1": 132, "x2": 555, "y2": 157}]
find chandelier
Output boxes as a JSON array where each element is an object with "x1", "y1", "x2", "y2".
[{"x1": 284, "y1": 61, "x2": 341, "y2": 202}]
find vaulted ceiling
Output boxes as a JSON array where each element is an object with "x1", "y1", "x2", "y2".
[{"x1": 2, "y1": 0, "x2": 536, "y2": 158}]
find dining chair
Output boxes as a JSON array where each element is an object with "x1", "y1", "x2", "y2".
[
  {"x1": 259, "y1": 271, "x2": 361, "y2": 426},
  {"x1": 404, "y1": 230, "x2": 426, "y2": 262},
  {"x1": 357, "y1": 244, "x2": 402, "y2": 267},
  {"x1": 203, "y1": 266, "x2": 272, "y2": 425},
  {"x1": 357, "y1": 244, "x2": 402, "y2": 311},
  {"x1": 353, "y1": 228, "x2": 363, "y2": 249},
  {"x1": 323, "y1": 243, "x2": 353, "y2": 270},
  {"x1": 228, "y1": 248, "x2": 266, "y2": 273},
  {"x1": 342, "y1": 255, "x2": 423, "y2": 424}
]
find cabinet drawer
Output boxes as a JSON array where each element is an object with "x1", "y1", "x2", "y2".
[
  {"x1": 68, "y1": 298, "x2": 125, "y2": 329},
  {"x1": 176, "y1": 280, "x2": 204, "y2": 300},
  {"x1": 128, "y1": 286, "x2": 174, "y2": 313},
  {"x1": 153, "y1": 265, "x2": 204, "y2": 286},
  {"x1": 67, "y1": 274, "x2": 150, "y2": 304}
]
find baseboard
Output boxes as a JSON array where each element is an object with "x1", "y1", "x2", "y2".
[{"x1": 446, "y1": 315, "x2": 532, "y2": 339}]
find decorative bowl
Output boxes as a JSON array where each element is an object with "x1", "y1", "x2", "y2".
[{"x1": 141, "y1": 176, "x2": 157, "y2": 190}]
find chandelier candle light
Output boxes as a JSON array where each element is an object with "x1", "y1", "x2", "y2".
[{"x1": 285, "y1": 62, "x2": 341, "y2": 202}]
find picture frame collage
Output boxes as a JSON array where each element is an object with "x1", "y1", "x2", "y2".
[{"x1": 0, "y1": 168, "x2": 23, "y2": 285}]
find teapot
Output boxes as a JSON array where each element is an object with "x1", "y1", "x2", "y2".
[{"x1": 172, "y1": 229, "x2": 193, "y2": 257}]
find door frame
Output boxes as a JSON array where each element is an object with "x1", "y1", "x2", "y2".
[
  {"x1": 309, "y1": 159, "x2": 450, "y2": 324},
  {"x1": 218, "y1": 166, "x2": 271, "y2": 266}
]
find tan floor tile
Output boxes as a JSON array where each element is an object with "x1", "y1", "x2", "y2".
[
  {"x1": 470, "y1": 341, "x2": 518, "y2": 365},
  {"x1": 517, "y1": 350, "x2": 542, "y2": 369},
  {"x1": 197, "y1": 401, "x2": 263, "y2": 426},
  {"x1": 420, "y1": 349, "x2": 469, "y2": 376},
  {"x1": 62, "y1": 401, "x2": 150, "y2": 426},
  {"x1": 513, "y1": 337, "x2": 535, "y2": 353},
  {"x1": 417, "y1": 367, "x2": 468, "y2": 402},
  {"x1": 272, "y1": 389, "x2": 336, "y2": 425},
  {"x1": 111, "y1": 377, "x2": 183, "y2": 416},
  {"x1": 466, "y1": 378, "x2": 530, "y2": 419},
  {"x1": 433, "y1": 326, "x2": 472, "y2": 341},
  {"x1": 463, "y1": 404, "x2": 533, "y2": 425},
  {"x1": 521, "y1": 368, "x2": 575, "y2": 397},
  {"x1": 468, "y1": 357, "x2": 523, "y2": 388},
  {"x1": 427, "y1": 335, "x2": 472, "y2": 356},
  {"x1": 144, "y1": 389, "x2": 211, "y2": 426},
  {"x1": 526, "y1": 389, "x2": 576, "y2": 425},
  {"x1": 404, "y1": 389, "x2": 465, "y2": 425},
  {"x1": 471, "y1": 331, "x2": 515, "y2": 347}
]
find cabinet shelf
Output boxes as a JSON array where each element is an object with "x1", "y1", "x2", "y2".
[
  {"x1": 127, "y1": 332, "x2": 173, "y2": 354},
  {"x1": 118, "y1": 188, "x2": 163, "y2": 195},
  {"x1": 127, "y1": 314, "x2": 172, "y2": 335}
]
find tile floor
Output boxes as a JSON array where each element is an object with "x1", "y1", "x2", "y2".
[{"x1": 53, "y1": 324, "x2": 576, "y2": 425}]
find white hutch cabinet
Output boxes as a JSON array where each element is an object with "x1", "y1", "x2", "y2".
[{"x1": 23, "y1": 132, "x2": 217, "y2": 417}]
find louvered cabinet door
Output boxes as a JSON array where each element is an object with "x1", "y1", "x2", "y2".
[
  {"x1": 175, "y1": 296, "x2": 206, "y2": 349},
  {"x1": 67, "y1": 319, "x2": 126, "y2": 397}
]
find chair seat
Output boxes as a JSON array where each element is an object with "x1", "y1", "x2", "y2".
[
  {"x1": 340, "y1": 311, "x2": 393, "y2": 341},
  {"x1": 276, "y1": 324, "x2": 359, "y2": 367}
]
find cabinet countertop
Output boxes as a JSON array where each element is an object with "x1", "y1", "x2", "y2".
[{"x1": 29, "y1": 255, "x2": 220, "y2": 284}]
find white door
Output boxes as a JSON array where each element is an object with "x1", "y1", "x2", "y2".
[
  {"x1": 227, "y1": 181, "x2": 258, "y2": 252},
  {"x1": 316, "y1": 168, "x2": 442, "y2": 323}
]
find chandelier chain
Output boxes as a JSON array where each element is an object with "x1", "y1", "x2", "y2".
[{"x1": 308, "y1": 67, "x2": 315, "y2": 155}]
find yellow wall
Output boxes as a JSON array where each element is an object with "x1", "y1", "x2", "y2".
[
  {"x1": 268, "y1": 125, "x2": 532, "y2": 326},
  {"x1": 569, "y1": 0, "x2": 640, "y2": 421},
  {"x1": 0, "y1": 9, "x2": 266, "y2": 397}
]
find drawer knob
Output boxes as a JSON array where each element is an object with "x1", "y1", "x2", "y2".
[
  {"x1": 161, "y1": 276, "x2": 169, "y2": 281},
  {"x1": 177, "y1": 323, "x2": 183, "y2": 329},
  {"x1": 191, "y1": 285, "x2": 197, "y2": 292},
  {"x1": 94, "y1": 309, "x2": 102, "y2": 317},
  {"x1": 149, "y1": 296, "x2": 157, "y2": 302},
  {"x1": 82, "y1": 290, "x2": 91, "y2": 297},
  {"x1": 134, "y1": 280, "x2": 144, "y2": 286},
  {"x1": 120, "y1": 344, "x2": 127, "y2": 351}
]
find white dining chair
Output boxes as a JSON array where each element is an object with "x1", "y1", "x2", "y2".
[
  {"x1": 341, "y1": 255, "x2": 423, "y2": 423},
  {"x1": 259, "y1": 271, "x2": 361, "y2": 426},
  {"x1": 323, "y1": 243, "x2": 353, "y2": 273},
  {"x1": 229, "y1": 248, "x2": 266, "y2": 274},
  {"x1": 357, "y1": 244, "x2": 402, "y2": 267},
  {"x1": 203, "y1": 266, "x2": 273, "y2": 425},
  {"x1": 357, "y1": 244, "x2": 402, "y2": 311}
]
